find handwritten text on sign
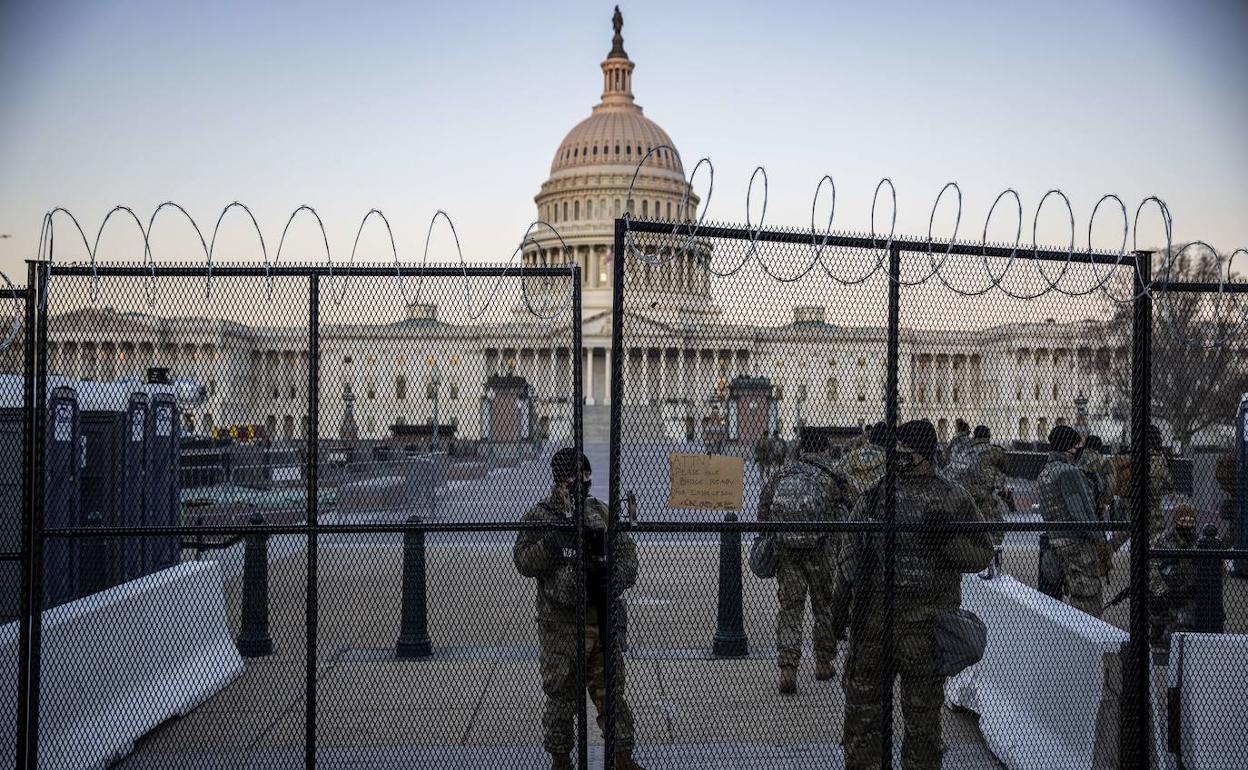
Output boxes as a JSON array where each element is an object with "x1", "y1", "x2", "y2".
[{"x1": 666, "y1": 453, "x2": 745, "y2": 511}]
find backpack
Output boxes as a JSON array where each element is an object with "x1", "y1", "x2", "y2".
[
  {"x1": 748, "y1": 534, "x2": 778, "y2": 578},
  {"x1": 934, "y1": 608, "x2": 988, "y2": 676},
  {"x1": 945, "y1": 441, "x2": 977, "y2": 483},
  {"x1": 769, "y1": 463, "x2": 829, "y2": 549}
]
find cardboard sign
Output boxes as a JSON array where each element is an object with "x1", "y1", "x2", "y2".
[{"x1": 666, "y1": 453, "x2": 745, "y2": 511}]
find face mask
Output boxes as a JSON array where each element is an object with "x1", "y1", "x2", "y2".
[
  {"x1": 897, "y1": 453, "x2": 923, "y2": 474},
  {"x1": 1175, "y1": 525, "x2": 1196, "y2": 544}
]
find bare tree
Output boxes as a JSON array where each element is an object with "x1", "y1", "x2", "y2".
[{"x1": 1101, "y1": 246, "x2": 1248, "y2": 450}]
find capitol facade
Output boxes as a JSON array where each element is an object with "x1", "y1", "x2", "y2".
[{"x1": 24, "y1": 11, "x2": 1129, "y2": 449}]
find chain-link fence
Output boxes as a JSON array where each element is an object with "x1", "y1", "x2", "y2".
[
  {"x1": 10, "y1": 262, "x2": 606, "y2": 769},
  {"x1": 5, "y1": 221, "x2": 1248, "y2": 769},
  {"x1": 602, "y1": 218, "x2": 1248, "y2": 770}
]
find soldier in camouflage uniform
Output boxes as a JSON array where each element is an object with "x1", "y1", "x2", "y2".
[
  {"x1": 1078, "y1": 435, "x2": 1115, "y2": 517},
  {"x1": 768, "y1": 430, "x2": 787, "y2": 472},
  {"x1": 1149, "y1": 504, "x2": 1200, "y2": 655},
  {"x1": 956, "y1": 425, "x2": 1011, "y2": 547},
  {"x1": 758, "y1": 435, "x2": 853, "y2": 693},
  {"x1": 513, "y1": 449, "x2": 646, "y2": 770},
  {"x1": 831, "y1": 420, "x2": 994, "y2": 770},
  {"x1": 1037, "y1": 425, "x2": 1108, "y2": 617},
  {"x1": 940, "y1": 418, "x2": 972, "y2": 469},
  {"x1": 1111, "y1": 425, "x2": 1174, "y2": 550}
]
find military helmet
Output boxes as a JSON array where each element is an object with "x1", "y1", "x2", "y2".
[
  {"x1": 550, "y1": 447, "x2": 591, "y2": 482},
  {"x1": 897, "y1": 420, "x2": 938, "y2": 459}
]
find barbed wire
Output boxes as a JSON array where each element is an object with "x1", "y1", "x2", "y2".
[
  {"x1": 13, "y1": 162, "x2": 1245, "y2": 355},
  {"x1": 621, "y1": 145, "x2": 1246, "y2": 348},
  {"x1": 25, "y1": 203, "x2": 580, "y2": 329}
]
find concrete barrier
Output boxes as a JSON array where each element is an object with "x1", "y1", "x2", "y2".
[
  {"x1": 945, "y1": 575, "x2": 1128, "y2": 770},
  {"x1": 0, "y1": 562, "x2": 244, "y2": 770},
  {"x1": 1166, "y1": 632, "x2": 1248, "y2": 769}
]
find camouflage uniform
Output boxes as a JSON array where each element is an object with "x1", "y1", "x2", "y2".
[
  {"x1": 960, "y1": 438, "x2": 1010, "y2": 546},
  {"x1": 513, "y1": 485, "x2": 640, "y2": 756},
  {"x1": 1079, "y1": 448, "x2": 1115, "y2": 514},
  {"x1": 831, "y1": 470, "x2": 993, "y2": 770},
  {"x1": 1148, "y1": 527, "x2": 1198, "y2": 652},
  {"x1": 941, "y1": 430, "x2": 972, "y2": 469},
  {"x1": 758, "y1": 456, "x2": 852, "y2": 670},
  {"x1": 1037, "y1": 451, "x2": 1106, "y2": 617},
  {"x1": 1112, "y1": 450, "x2": 1173, "y2": 549}
]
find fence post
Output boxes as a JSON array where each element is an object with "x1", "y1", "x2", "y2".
[
  {"x1": 879, "y1": 241, "x2": 902, "y2": 767},
  {"x1": 304, "y1": 271, "x2": 320, "y2": 770},
  {"x1": 17, "y1": 259, "x2": 49, "y2": 770},
  {"x1": 1122, "y1": 250, "x2": 1153, "y2": 767},
  {"x1": 395, "y1": 515, "x2": 432, "y2": 659},
  {"x1": 712, "y1": 512, "x2": 748, "y2": 657},
  {"x1": 236, "y1": 511, "x2": 273, "y2": 657}
]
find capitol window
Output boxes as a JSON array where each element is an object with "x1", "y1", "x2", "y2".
[
  {"x1": 396, "y1": 375, "x2": 407, "y2": 401},
  {"x1": 642, "y1": 201, "x2": 649, "y2": 218},
  {"x1": 575, "y1": 201, "x2": 580, "y2": 220},
  {"x1": 615, "y1": 144, "x2": 620, "y2": 154},
  {"x1": 587, "y1": 199, "x2": 593, "y2": 218},
  {"x1": 826, "y1": 378, "x2": 838, "y2": 401}
]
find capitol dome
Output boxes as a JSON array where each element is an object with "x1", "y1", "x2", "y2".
[
  {"x1": 549, "y1": 105, "x2": 683, "y2": 176},
  {"x1": 525, "y1": 6, "x2": 706, "y2": 323}
]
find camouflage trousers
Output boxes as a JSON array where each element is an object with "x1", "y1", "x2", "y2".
[
  {"x1": 537, "y1": 611, "x2": 635, "y2": 755},
  {"x1": 776, "y1": 547, "x2": 837, "y2": 669},
  {"x1": 1054, "y1": 538, "x2": 1104, "y2": 618},
  {"x1": 843, "y1": 619, "x2": 944, "y2": 770}
]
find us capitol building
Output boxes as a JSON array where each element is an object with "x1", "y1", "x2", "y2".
[{"x1": 27, "y1": 10, "x2": 1128, "y2": 449}]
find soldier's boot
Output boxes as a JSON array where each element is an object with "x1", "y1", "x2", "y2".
[
  {"x1": 815, "y1": 659, "x2": 835, "y2": 681},
  {"x1": 549, "y1": 753, "x2": 573, "y2": 770},
  {"x1": 615, "y1": 751, "x2": 647, "y2": 770},
  {"x1": 779, "y1": 666, "x2": 797, "y2": 694}
]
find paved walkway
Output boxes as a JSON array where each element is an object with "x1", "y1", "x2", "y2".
[{"x1": 118, "y1": 541, "x2": 1003, "y2": 769}]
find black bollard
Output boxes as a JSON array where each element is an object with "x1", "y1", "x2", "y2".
[
  {"x1": 1193, "y1": 524, "x2": 1225, "y2": 633},
  {"x1": 396, "y1": 514, "x2": 433, "y2": 659},
  {"x1": 712, "y1": 512, "x2": 749, "y2": 657},
  {"x1": 236, "y1": 512, "x2": 273, "y2": 657}
]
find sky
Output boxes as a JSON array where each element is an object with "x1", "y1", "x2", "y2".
[{"x1": 1, "y1": 0, "x2": 1245, "y2": 283}]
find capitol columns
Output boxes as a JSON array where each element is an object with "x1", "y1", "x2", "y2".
[{"x1": 603, "y1": 347, "x2": 612, "y2": 406}]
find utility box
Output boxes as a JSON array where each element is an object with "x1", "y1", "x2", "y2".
[
  {"x1": 79, "y1": 393, "x2": 149, "y2": 593},
  {"x1": 144, "y1": 392, "x2": 180, "y2": 573}
]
